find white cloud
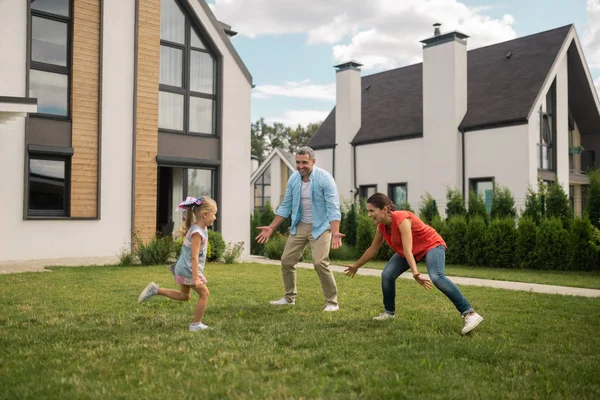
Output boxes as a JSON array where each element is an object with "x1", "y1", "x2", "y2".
[
  {"x1": 212, "y1": 0, "x2": 517, "y2": 70},
  {"x1": 252, "y1": 80, "x2": 335, "y2": 101},
  {"x1": 264, "y1": 110, "x2": 330, "y2": 127},
  {"x1": 583, "y1": 0, "x2": 600, "y2": 68}
]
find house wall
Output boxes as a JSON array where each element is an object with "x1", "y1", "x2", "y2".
[
  {"x1": 0, "y1": 0, "x2": 135, "y2": 262},
  {"x1": 355, "y1": 138, "x2": 424, "y2": 208},
  {"x1": 270, "y1": 156, "x2": 282, "y2": 210},
  {"x1": 188, "y1": 1, "x2": 251, "y2": 254},
  {"x1": 315, "y1": 149, "x2": 333, "y2": 176},
  {"x1": 465, "y1": 124, "x2": 530, "y2": 209}
]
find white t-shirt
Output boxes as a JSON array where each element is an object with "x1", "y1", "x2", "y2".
[{"x1": 300, "y1": 180, "x2": 312, "y2": 223}]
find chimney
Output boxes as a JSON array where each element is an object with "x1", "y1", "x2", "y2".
[
  {"x1": 334, "y1": 60, "x2": 362, "y2": 201},
  {"x1": 420, "y1": 23, "x2": 469, "y2": 210}
]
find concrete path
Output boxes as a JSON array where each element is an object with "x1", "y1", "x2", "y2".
[{"x1": 2, "y1": 254, "x2": 599, "y2": 298}]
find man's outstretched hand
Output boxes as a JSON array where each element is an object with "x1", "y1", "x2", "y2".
[
  {"x1": 332, "y1": 232, "x2": 345, "y2": 250},
  {"x1": 255, "y1": 226, "x2": 274, "y2": 244}
]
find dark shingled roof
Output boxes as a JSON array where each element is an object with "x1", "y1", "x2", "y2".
[{"x1": 309, "y1": 25, "x2": 573, "y2": 149}]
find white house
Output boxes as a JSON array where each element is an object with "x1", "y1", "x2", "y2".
[
  {"x1": 309, "y1": 24, "x2": 600, "y2": 217},
  {"x1": 250, "y1": 148, "x2": 295, "y2": 211},
  {"x1": 0, "y1": 0, "x2": 251, "y2": 265}
]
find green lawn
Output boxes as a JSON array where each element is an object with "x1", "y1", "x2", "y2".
[
  {"x1": 331, "y1": 259, "x2": 600, "y2": 290},
  {"x1": 1, "y1": 263, "x2": 599, "y2": 399}
]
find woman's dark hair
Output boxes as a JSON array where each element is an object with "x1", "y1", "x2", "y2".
[{"x1": 367, "y1": 192, "x2": 396, "y2": 211}]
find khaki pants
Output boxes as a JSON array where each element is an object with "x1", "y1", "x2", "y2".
[{"x1": 280, "y1": 222, "x2": 338, "y2": 306}]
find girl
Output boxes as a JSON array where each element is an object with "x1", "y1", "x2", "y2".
[
  {"x1": 138, "y1": 196, "x2": 217, "y2": 332},
  {"x1": 344, "y1": 193, "x2": 483, "y2": 335}
]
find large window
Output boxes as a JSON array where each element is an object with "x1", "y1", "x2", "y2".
[
  {"x1": 28, "y1": 154, "x2": 70, "y2": 217},
  {"x1": 159, "y1": 0, "x2": 216, "y2": 135},
  {"x1": 254, "y1": 166, "x2": 271, "y2": 210},
  {"x1": 538, "y1": 79, "x2": 556, "y2": 170},
  {"x1": 359, "y1": 185, "x2": 377, "y2": 200},
  {"x1": 388, "y1": 183, "x2": 408, "y2": 209},
  {"x1": 30, "y1": 0, "x2": 71, "y2": 117},
  {"x1": 186, "y1": 168, "x2": 213, "y2": 198},
  {"x1": 470, "y1": 178, "x2": 494, "y2": 215}
]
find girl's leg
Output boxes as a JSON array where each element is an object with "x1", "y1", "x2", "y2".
[
  {"x1": 381, "y1": 253, "x2": 410, "y2": 314},
  {"x1": 426, "y1": 246, "x2": 474, "y2": 316},
  {"x1": 158, "y1": 285, "x2": 192, "y2": 301},
  {"x1": 192, "y1": 283, "x2": 210, "y2": 323}
]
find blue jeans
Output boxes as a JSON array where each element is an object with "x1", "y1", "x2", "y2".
[{"x1": 381, "y1": 246, "x2": 474, "y2": 316}]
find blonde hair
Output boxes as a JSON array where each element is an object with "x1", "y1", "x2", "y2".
[{"x1": 180, "y1": 196, "x2": 217, "y2": 235}]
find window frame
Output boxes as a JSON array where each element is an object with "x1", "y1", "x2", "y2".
[
  {"x1": 359, "y1": 185, "x2": 377, "y2": 200},
  {"x1": 469, "y1": 177, "x2": 495, "y2": 215},
  {"x1": 388, "y1": 182, "x2": 408, "y2": 209},
  {"x1": 27, "y1": 152, "x2": 71, "y2": 218},
  {"x1": 537, "y1": 79, "x2": 556, "y2": 171},
  {"x1": 254, "y1": 167, "x2": 271, "y2": 210},
  {"x1": 159, "y1": 0, "x2": 217, "y2": 136},
  {"x1": 29, "y1": 2, "x2": 72, "y2": 120}
]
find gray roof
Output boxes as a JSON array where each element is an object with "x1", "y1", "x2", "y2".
[{"x1": 309, "y1": 25, "x2": 574, "y2": 149}]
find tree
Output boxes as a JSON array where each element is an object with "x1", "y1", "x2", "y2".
[
  {"x1": 446, "y1": 187, "x2": 467, "y2": 219},
  {"x1": 288, "y1": 122, "x2": 320, "y2": 153},
  {"x1": 251, "y1": 118, "x2": 322, "y2": 162},
  {"x1": 251, "y1": 118, "x2": 269, "y2": 163},
  {"x1": 586, "y1": 169, "x2": 600, "y2": 228}
]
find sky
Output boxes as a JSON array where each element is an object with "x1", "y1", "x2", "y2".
[{"x1": 207, "y1": 0, "x2": 600, "y2": 128}]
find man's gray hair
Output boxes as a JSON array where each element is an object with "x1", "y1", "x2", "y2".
[{"x1": 296, "y1": 146, "x2": 315, "y2": 160}]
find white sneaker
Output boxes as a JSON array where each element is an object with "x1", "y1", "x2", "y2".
[
  {"x1": 189, "y1": 322, "x2": 210, "y2": 331},
  {"x1": 269, "y1": 297, "x2": 295, "y2": 305},
  {"x1": 323, "y1": 304, "x2": 339, "y2": 312},
  {"x1": 373, "y1": 312, "x2": 395, "y2": 321},
  {"x1": 461, "y1": 312, "x2": 484, "y2": 335},
  {"x1": 138, "y1": 282, "x2": 158, "y2": 303}
]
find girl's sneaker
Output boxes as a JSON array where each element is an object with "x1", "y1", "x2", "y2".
[
  {"x1": 373, "y1": 312, "x2": 395, "y2": 320},
  {"x1": 138, "y1": 282, "x2": 158, "y2": 303},
  {"x1": 189, "y1": 322, "x2": 210, "y2": 331}
]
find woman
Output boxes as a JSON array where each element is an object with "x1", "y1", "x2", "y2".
[{"x1": 344, "y1": 193, "x2": 483, "y2": 335}]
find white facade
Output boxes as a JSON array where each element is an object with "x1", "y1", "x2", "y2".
[{"x1": 250, "y1": 148, "x2": 295, "y2": 211}]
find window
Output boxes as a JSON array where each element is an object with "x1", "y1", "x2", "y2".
[
  {"x1": 538, "y1": 79, "x2": 556, "y2": 170},
  {"x1": 388, "y1": 183, "x2": 408, "y2": 209},
  {"x1": 185, "y1": 168, "x2": 213, "y2": 198},
  {"x1": 470, "y1": 178, "x2": 493, "y2": 214},
  {"x1": 159, "y1": 0, "x2": 216, "y2": 135},
  {"x1": 30, "y1": 0, "x2": 71, "y2": 117},
  {"x1": 28, "y1": 154, "x2": 70, "y2": 217},
  {"x1": 254, "y1": 166, "x2": 271, "y2": 209},
  {"x1": 359, "y1": 185, "x2": 377, "y2": 200}
]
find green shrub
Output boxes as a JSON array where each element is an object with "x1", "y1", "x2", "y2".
[
  {"x1": 250, "y1": 212, "x2": 264, "y2": 256},
  {"x1": 356, "y1": 213, "x2": 375, "y2": 255},
  {"x1": 465, "y1": 216, "x2": 486, "y2": 266},
  {"x1": 467, "y1": 190, "x2": 488, "y2": 223},
  {"x1": 397, "y1": 201, "x2": 414, "y2": 213},
  {"x1": 586, "y1": 169, "x2": 600, "y2": 228},
  {"x1": 521, "y1": 187, "x2": 543, "y2": 225},
  {"x1": 118, "y1": 247, "x2": 136, "y2": 266},
  {"x1": 444, "y1": 216, "x2": 468, "y2": 265},
  {"x1": 136, "y1": 235, "x2": 175, "y2": 266},
  {"x1": 342, "y1": 203, "x2": 357, "y2": 247},
  {"x1": 485, "y1": 218, "x2": 517, "y2": 268},
  {"x1": 264, "y1": 233, "x2": 288, "y2": 260},
  {"x1": 208, "y1": 230, "x2": 226, "y2": 262},
  {"x1": 535, "y1": 218, "x2": 569, "y2": 270},
  {"x1": 222, "y1": 241, "x2": 245, "y2": 264},
  {"x1": 419, "y1": 193, "x2": 439, "y2": 225},
  {"x1": 546, "y1": 182, "x2": 572, "y2": 228},
  {"x1": 174, "y1": 236, "x2": 184, "y2": 259},
  {"x1": 446, "y1": 187, "x2": 467, "y2": 220},
  {"x1": 516, "y1": 217, "x2": 538, "y2": 269},
  {"x1": 300, "y1": 245, "x2": 312, "y2": 262},
  {"x1": 491, "y1": 185, "x2": 517, "y2": 220},
  {"x1": 376, "y1": 242, "x2": 396, "y2": 261},
  {"x1": 429, "y1": 215, "x2": 444, "y2": 235},
  {"x1": 330, "y1": 244, "x2": 359, "y2": 261},
  {"x1": 568, "y1": 218, "x2": 597, "y2": 271}
]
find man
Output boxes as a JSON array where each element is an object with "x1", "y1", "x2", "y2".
[{"x1": 256, "y1": 146, "x2": 344, "y2": 311}]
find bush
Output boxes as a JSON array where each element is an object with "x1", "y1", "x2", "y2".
[
  {"x1": 397, "y1": 201, "x2": 414, "y2": 213},
  {"x1": 136, "y1": 235, "x2": 175, "y2": 265},
  {"x1": 446, "y1": 187, "x2": 467, "y2": 220},
  {"x1": 342, "y1": 203, "x2": 357, "y2": 247},
  {"x1": 208, "y1": 230, "x2": 226, "y2": 262},
  {"x1": 376, "y1": 242, "x2": 396, "y2": 261},
  {"x1": 485, "y1": 218, "x2": 517, "y2": 268},
  {"x1": 568, "y1": 218, "x2": 597, "y2": 271},
  {"x1": 222, "y1": 241, "x2": 245, "y2": 264},
  {"x1": 118, "y1": 247, "x2": 136, "y2": 266},
  {"x1": 465, "y1": 216, "x2": 486, "y2": 266},
  {"x1": 467, "y1": 190, "x2": 488, "y2": 224},
  {"x1": 174, "y1": 236, "x2": 184, "y2": 259},
  {"x1": 444, "y1": 216, "x2": 468, "y2": 265},
  {"x1": 264, "y1": 233, "x2": 288, "y2": 260},
  {"x1": 300, "y1": 245, "x2": 312, "y2": 262},
  {"x1": 419, "y1": 193, "x2": 440, "y2": 225},
  {"x1": 516, "y1": 217, "x2": 538, "y2": 269},
  {"x1": 586, "y1": 169, "x2": 600, "y2": 228},
  {"x1": 535, "y1": 218, "x2": 569, "y2": 270},
  {"x1": 546, "y1": 182, "x2": 572, "y2": 228},
  {"x1": 330, "y1": 244, "x2": 359, "y2": 261},
  {"x1": 521, "y1": 187, "x2": 543, "y2": 225},
  {"x1": 250, "y1": 212, "x2": 264, "y2": 256},
  {"x1": 429, "y1": 215, "x2": 444, "y2": 235},
  {"x1": 491, "y1": 185, "x2": 517, "y2": 220},
  {"x1": 356, "y1": 213, "x2": 375, "y2": 255}
]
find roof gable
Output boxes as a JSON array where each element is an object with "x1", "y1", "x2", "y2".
[{"x1": 250, "y1": 148, "x2": 295, "y2": 183}]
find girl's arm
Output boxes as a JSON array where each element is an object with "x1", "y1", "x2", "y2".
[
  {"x1": 399, "y1": 218, "x2": 432, "y2": 290},
  {"x1": 344, "y1": 229, "x2": 384, "y2": 277},
  {"x1": 190, "y1": 233, "x2": 202, "y2": 287}
]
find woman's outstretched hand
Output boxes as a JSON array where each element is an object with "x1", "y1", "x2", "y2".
[
  {"x1": 344, "y1": 265, "x2": 360, "y2": 278},
  {"x1": 413, "y1": 274, "x2": 433, "y2": 290}
]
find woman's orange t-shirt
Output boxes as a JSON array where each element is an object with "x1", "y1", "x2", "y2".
[{"x1": 378, "y1": 211, "x2": 446, "y2": 261}]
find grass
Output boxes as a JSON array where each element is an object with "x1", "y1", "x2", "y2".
[
  {"x1": 331, "y1": 259, "x2": 600, "y2": 290},
  {"x1": 1, "y1": 263, "x2": 600, "y2": 399}
]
